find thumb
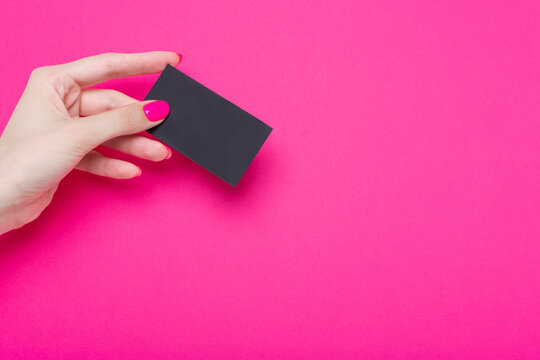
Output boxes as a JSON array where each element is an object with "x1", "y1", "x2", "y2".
[{"x1": 80, "y1": 100, "x2": 169, "y2": 147}]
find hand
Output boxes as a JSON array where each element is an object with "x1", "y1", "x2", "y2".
[{"x1": 0, "y1": 51, "x2": 181, "y2": 235}]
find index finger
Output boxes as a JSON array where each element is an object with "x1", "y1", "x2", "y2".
[{"x1": 61, "y1": 51, "x2": 181, "y2": 87}]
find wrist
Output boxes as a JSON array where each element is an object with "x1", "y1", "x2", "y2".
[
  {"x1": 0, "y1": 182, "x2": 19, "y2": 235},
  {"x1": 0, "y1": 146, "x2": 56, "y2": 235},
  {"x1": 0, "y1": 175, "x2": 21, "y2": 235},
  {"x1": 0, "y1": 160, "x2": 26, "y2": 235}
]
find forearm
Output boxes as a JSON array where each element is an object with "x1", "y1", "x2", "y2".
[
  {"x1": 0, "y1": 182, "x2": 20, "y2": 235},
  {"x1": 0, "y1": 172, "x2": 52, "y2": 235},
  {"x1": 0, "y1": 153, "x2": 28, "y2": 235}
]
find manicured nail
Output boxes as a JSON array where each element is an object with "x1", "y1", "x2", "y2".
[
  {"x1": 135, "y1": 167, "x2": 142, "y2": 177},
  {"x1": 176, "y1": 53, "x2": 183, "y2": 64},
  {"x1": 143, "y1": 101, "x2": 169, "y2": 122},
  {"x1": 165, "y1": 147, "x2": 173, "y2": 159}
]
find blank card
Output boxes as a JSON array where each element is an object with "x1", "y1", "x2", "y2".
[{"x1": 145, "y1": 65, "x2": 273, "y2": 187}]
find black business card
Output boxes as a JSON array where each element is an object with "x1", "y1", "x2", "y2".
[{"x1": 145, "y1": 65, "x2": 272, "y2": 186}]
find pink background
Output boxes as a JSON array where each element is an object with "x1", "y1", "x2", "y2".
[{"x1": 1, "y1": 0, "x2": 539, "y2": 358}]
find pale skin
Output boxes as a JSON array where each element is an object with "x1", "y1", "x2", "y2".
[{"x1": 0, "y1": 51, "x2": 181, "y2": 235}]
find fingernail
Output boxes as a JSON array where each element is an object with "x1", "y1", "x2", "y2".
[
  {"x1": 165, "y1": 147, "x2": 173, "y2": 159},
  {"x1": 135, "y1": 167, "x2": 142, "y2": 177},
  {"x1": 176, "y1": 53, "x2": 183, "y2": 64},
  {"x1": 143, "y1": 100, "x2": 169, "y2": 122}
]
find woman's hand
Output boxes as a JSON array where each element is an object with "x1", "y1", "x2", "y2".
[{"x1": 0, "y1": 51, "x2": 181, "y2": 234}]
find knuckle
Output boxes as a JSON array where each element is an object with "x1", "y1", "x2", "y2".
[
  {"x1": 103, "y1": 160, "x2": 115, "y2": 178},
  {"x1": 100, "y1": 53, "x2": 119, "y2": 78},
  {"x1": 29, "y1": 66, "x2": 52, "y2": 80},
  {"x1": 107, "y1": 92, "x2": 125, "y2": 110},
  {"x1": 106, "y1": 93, "x2": 118, "y2": 110},
  {"x1": 118, "y1": 107, "x2": 141, "y2": 130},
  {"x1": 29, "y1": 65, "x2": 68, "y2": 91}
]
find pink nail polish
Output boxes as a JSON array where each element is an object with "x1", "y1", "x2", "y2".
[
  {"x1": 165, "y1": 147, "x2": 173, "y2": 159},
  {"x1": 143, "y1": 101, "x2": 169, "y2": 122}
]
